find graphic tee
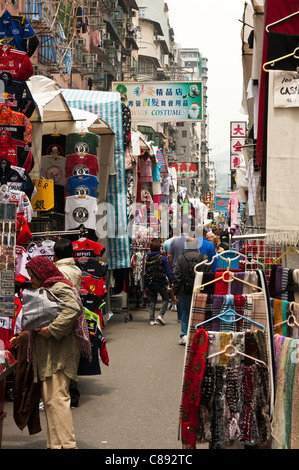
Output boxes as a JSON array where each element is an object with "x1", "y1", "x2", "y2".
[
  {"x1": 66, "y1": 132, "x2": 100, "y2": 156},
  {"x1": 41, "y1": 155, "x2": 66, "y2": 186},
  {"x1": 75, "y1": 258, "x2": 108, "y2": 278},
  {"x1": 65, "y1": 196, "x2": 98, "y2": 230},
  {"x1": 65, "y1": 153, "x2": 99, "y2": 178},
  {"x1": 66, "y1": 174, "x2": 99, "y2": 197},
  {"x1": 72, "y1": 238, "x2": 105, "y2": 258},
  {"x1": 42, "y1": 134, "x2": 66, "y2": 157}
]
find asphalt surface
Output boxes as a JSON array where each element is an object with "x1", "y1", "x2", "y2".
[{"x1": 1, "y1": 304, "x2": 186, "y2": 450}]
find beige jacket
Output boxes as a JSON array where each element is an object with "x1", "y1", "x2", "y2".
[
  {"x1": 33, "y1": 281, "x2": 81, "y2": 382},
  {"x1": 54, "y1": 257, "x2": 82, "y2": 292}
]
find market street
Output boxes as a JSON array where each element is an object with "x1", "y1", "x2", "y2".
[{"x1": 2, "y1": 306, "x2": 186, "y2": 450}]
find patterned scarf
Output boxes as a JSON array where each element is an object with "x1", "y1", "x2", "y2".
[{"x1": 181, "y1": 328, "x2": 209, "y2": 449}]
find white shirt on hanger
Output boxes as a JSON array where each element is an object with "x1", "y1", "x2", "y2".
[{"x1": 65, "y1": 195, "x2": 98, "y2": 231}]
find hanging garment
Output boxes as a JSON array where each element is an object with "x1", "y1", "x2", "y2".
[
  {"x1": 40, "y1": 155, "x2": 66, "y2": 186},
  {"x1": 27, "y1": 240, "x2": 55, "y2": 261},
  {"x1": 72, "y1": 238, "x2": 105, "y2": 259},
  {"x1": 0, "y1": 130, "x2": 33, "y2": 172},
  {"x1": 0, "y1": 103, "x2": 32, "y2": 143},
  {"x1": 0, "y1": 44, "x2": 33, "y2": 82},
  {"x1": 81, "y1": 275, "x2": 107, "y2": 299},
  {"x1": 66, "y1": 174, "x2": 99, "y2": 198},
  {"x1": 75, "y1": 257, "x2": 108, "y2": 278},
  {"x1": 42, "y1": 133, "x2": 66, "y2": 157},
  {"x1": 16, "y1": 213, "x2": 31, "y2": 246},
  {"x1": 0, "y1": 71, "x2": 36, "y2": 117},
  {"x1": 65, "y1": 195, "x2": 98, "y2": 231},
  {"x1": 78, "y1": 308, "x2": 106, "y2": 376},
  {"x1": 65, "y1": 153, "x2": 99, "y2": 178},
  {"x1": 0, "y1": 10, "x2": 39, "y2": 57},
  {"x1": 66, "y1": 132, "x2": 100, "y2": 156},
  {"x1": 139, "y1": 154, "x2": 152, "y2": 182},
  {"x1": 0, "y1": 186, "x2": 32, "y2": 222},
  {"x1": 0, "y1": 161, "x2": 35, "y2": 199}
]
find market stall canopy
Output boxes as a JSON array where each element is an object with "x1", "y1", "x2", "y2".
[{"x1": 61, "y1": 87, "x2": 131, "y2": 270}]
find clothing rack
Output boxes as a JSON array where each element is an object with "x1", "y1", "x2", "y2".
[{"x1": 30, "y1": 228, "x2": 86, "y2": 238}]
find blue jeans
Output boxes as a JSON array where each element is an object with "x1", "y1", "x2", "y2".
[
  {"x1": 148, "y1": 284, "x2": 169, "y2": 321},
  {"x1": 178, "y1": 294, "x2": 192, "y2": 337}
]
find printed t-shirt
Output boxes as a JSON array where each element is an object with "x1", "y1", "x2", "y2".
[
  {"x1": 42, "y1": 134, "x2": 66, "y2": 157},
  {"x1": 40, "y1": 155, "x2": 66, "y2": 186},
  {"x1": 65, "y1": 153, "x2": 99, "y2": 178},
  {"x1": 66, "y1": 132, "x2": 100, "y2": 156},
  {"x1": 81, "y1": 275, "x2": 107, "y2": 298},
  {"x1": 76, "y1": 258, "x2": 108, "y2": 278},
  {"x1": 65, "y1": 196, "x2": 98, "y2": 230},
  {"x1": 27, "y1": 240, "x2": 55, "y2": 261},
  {"x1": 72, "y1": 238, "x2": 105, "y2": 258},
  {"x1": 66, "y1": 174, "x2": 99, "y2": 197}
]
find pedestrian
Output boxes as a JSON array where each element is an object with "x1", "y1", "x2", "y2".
[
  {"x1": 195, "y1": 225, "x2": 217, "y2": 272},
  {"x1": 162, "y1": 227, "x2": 180, "y2": 311},
  {"x1": 173, "y1": 238, "x2": 213, "y2": 345},
  {"x1": 10, "y1": 256, "x2": 91, "y2": 449},
  {"x1": 144, "y1": 238, "x2": 173, "y2": 325},
  {"x1": 53, "y1": 238, "x2": 82, "y2": 292},
  {"x1": 167, "y1": 223, "x2": 191, "y2": 321},
  {"x1": 53, "y1": 238, "x2": 83, "y2": 407}
]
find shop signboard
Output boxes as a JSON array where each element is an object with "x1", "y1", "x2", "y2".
[
  {"x1": 113, "y1": 81, "x2": 203, "y2": 122},
  {"x1": 230, "y1": 121, "x2": 246, "y2": 170},
  {"x1": 215, "y1": 197, "x2": 230, "y2": 214},
  {"x1": 169, "y1": 162, "x2": 198, "y2": 178}
]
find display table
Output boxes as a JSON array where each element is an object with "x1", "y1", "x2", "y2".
[{"x1": 0, "y1": 350, "x2": 17, "y2": 448}]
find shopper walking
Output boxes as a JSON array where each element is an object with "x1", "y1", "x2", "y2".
[
  {"x1": 10, "y1": 256, "x2": 91, "y2": 449},
  {"x1": 173, "y1": 238, "x2": 213, "y2": 345},
  {"x1": 163, "y1": 227, "x2": 179, "y2": 312},
  {"x1": 144, "y1": 239, "x2": 173, "y2": 325},
  {"x1": 195, "y1": 225, "x2": 217, "y2": 272}
]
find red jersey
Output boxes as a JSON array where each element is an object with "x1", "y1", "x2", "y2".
[
  {"x1": 81, "y1": 275, "x2": 107, "y2": 298},
  {"x1": 72, "y1": 238, "x2": 105, "y2": 258},
  {"x1": 0, "y1": 45, "x2": 33, "y2": 81}
]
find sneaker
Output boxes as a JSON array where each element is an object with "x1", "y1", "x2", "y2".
[
  {"x1": 150, "y1": 320, "x2": 158, "y2": 325},
  {"x1": 157, "y1": 315, "x2": 165, "y2": 325},
  {"x1": 178, "y1": 335, "x2": 187, "y2": 345},
  {"x1": 170, "y1": 305, "x2": 177, "y2": 311}
]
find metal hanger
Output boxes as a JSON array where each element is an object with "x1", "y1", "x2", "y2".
[
  {"x1": 265, "y1": 10, "x2": 299, "y2": 33},
  {"x1": 262, "y1": 46, "x2": 299, "y2": 72}
]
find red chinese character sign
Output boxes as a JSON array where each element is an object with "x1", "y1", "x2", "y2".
[
  {"x1": 170, "y1": 162, "x2": 198, "y2": 178},
  {"x1": 230, "y1": 121, "x2": 246, "y2": 170}
]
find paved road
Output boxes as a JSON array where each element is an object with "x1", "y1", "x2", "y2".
[{"x1": 1, "y1": 305, "x2": 186, "y2": 450}]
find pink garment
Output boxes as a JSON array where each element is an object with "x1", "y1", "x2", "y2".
[
  {"x1": 153, "y1": 194, "x2": 161, "y2": 207},
  {"x1": 139, "y1": 155, "x2": 152, "y2": 182}
]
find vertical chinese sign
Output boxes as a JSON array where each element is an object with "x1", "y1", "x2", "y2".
[{"x1": 230, "y1": 121, "x2": 246, "y2": 170}]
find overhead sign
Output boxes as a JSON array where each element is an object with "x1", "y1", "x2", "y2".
[
  {"x1": 169, "y1": 162, "x2": 198, "y2": 178},
  {"x1": 113, "y1": 81, "x2": 203, "y2": 122},
  {"x1": 215, "y1": 197, "x2": 230, "y2": 212},
  {"x1": 230, "y1": 121, "x2": 246, "y2": 170}
]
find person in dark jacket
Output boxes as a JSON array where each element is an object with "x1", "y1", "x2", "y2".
[
  {"x1": 173, "y1": 238, "x2": 213, "y2": 345},
  {"x1": 144, "y1": 238, "x2": 173, "y2": 325}
]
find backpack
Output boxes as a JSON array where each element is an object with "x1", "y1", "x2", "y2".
[
  {"x1": 144, "y1": 254, "x2": 166, "y2": 287},
  {"x1": 182, "y1": 254, "x2": 199, "y2": 295}
]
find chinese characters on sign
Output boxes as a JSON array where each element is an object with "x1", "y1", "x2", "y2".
[
  {"x1": 230, "y1": 121, "x2": 246, "y2": 171},
  {"x1": 169, "y1": 162, "x2": 198, "y2": 179},
  {"x1": 113, "y1": 82, "x2": 203, "y2": 122},
  {"x1": 215, "y1": 197, "x2": 230, "y2": 214}
]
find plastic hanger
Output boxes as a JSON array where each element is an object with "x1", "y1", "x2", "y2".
[
  {"x1": 194, "y1": 259, "x2": 263, "y2": 293},
  {"x1": 273, "y1": 301, "x2": 299, "y2": 328},
  {"x1": 195, "y1": 294, "x2": 265, "y2": 330},
  {"x1": 207, "y1": 341, "x2": 268, "y2": 367},
  {"x1": 265, "y1": 10, "x2": 299, "y2": 33},
  {"x1": 193, "y1": 248, "x2": 264, "y2": 272},
  {"x1": 273, "y1": 244, "x2": 299, "y2": 264},
  {"x1": 263, "y1": 46, "x2": 299, "y2": 72}
]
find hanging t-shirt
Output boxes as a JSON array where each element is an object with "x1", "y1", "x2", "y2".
[
  {"x1": 65, "y1": 196, "x2": 98, "y2": 231},
  {"x1": 78, "y1": 308, "x2": 104, "y2": 376},
  {"x1": 72, "y1": 238, "x2": 105, "y2": 258},
  {"x1": 0, "y1": 72, "x2": 36, "y2": 118},
  {"x1": 76, "y1": 258, "x2": 108, "y2": 278},
  {"x1": 66, "y1": 174, "x2": 99, "y2": 197},
  {"x1": 65, "y1": 153, "x2": 99, "y2": 178},
  {"x1": 66, "y1": 132, "x2": 100, "y2": 156},
  {"x1": 0, "y1": 45, "x2": 34, "y2": 81},
  {"x1": 40, "y1": 155, "x2": 66, "y2": 186},
  {"x1": 81, "y1": 275, "x2": 107, "y2": 298},
  {"x1": 81, "y1": 292, "x2": 105, "y2": 312},
  {"x1": 27, "y1": 240, "x2": 55, "y2": 261},
  {"x1": 42, "y1": 134, "x2": 66, "y2": 157}
]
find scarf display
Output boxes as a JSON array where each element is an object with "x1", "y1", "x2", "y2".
[{"x1": 181, "y1": 328, "x2": 209, "y2": 449}]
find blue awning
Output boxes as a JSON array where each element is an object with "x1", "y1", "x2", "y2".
[{"x1": 62, "y1": 88, "x2": 130, "y2": 270}]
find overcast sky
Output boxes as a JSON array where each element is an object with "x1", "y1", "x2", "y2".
[{"x1": 166, "y1": 0, "x2": 247, "y2": 159}]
